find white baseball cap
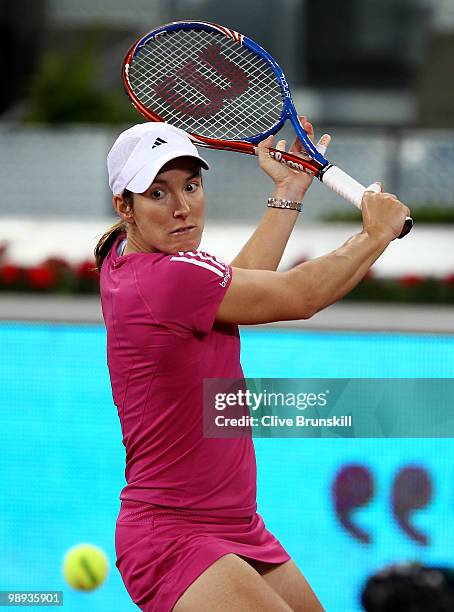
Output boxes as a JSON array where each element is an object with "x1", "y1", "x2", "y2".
[{"x1": 107, "y1": 123, "x2": 209, "y2": 195}]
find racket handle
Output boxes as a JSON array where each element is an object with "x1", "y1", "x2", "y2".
[{"x1": 320, "y1": 165, "x2": 413, "y2": 239}]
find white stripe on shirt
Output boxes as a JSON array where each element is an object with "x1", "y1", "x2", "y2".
[
  {"x1": 177, "y1": 251, "x2": 226, "y2": 272},
  {"x1": 170, "y1": 256, "x2": 225, "y2": 277}
]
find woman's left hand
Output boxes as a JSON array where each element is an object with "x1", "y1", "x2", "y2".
[{"x1": 257, "y1": 117, "x2": 331, "y2": 199}]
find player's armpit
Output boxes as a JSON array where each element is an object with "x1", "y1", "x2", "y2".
[{"x1": 215, "y1": 267, "x2": 317, "y2": 325}]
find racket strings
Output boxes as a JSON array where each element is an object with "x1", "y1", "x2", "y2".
[
  {"x1": 131, "y1": 31, "x2": 281, "y2": 135},
  {"x1": 131, "y1": 32, "x2": 278, "y2": 137},
  {"x1": 127, "y1": 29, "x2": 284, "y2": 140}
]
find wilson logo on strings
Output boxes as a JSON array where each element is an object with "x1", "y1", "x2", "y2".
[{"x1": 154, "y1": 44, "x2": 249, "y2": 119}]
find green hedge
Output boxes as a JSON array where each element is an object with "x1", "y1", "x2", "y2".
[
  {"x1": 25, "y1": 29, "x2": 137, "y2": 125},
  {"x1": 324, "y1": 206, "x2": 454, "y2": 224},
  {"x1": 343, "y1": 275, "x2": 454, "y2": 303}
]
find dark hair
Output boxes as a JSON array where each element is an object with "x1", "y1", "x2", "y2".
[{"x1": 94, "y1": 189, "x2": 133, "y2": 272}]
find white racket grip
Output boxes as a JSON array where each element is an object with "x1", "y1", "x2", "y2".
[
  {"x1": 320, "y1": 165, "x2": 413, "y2": 238},
  {"x1": 320, "y1": 165, "x2": 369, "y2": 209}
]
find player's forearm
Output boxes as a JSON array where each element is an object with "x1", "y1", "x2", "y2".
[
  {"x1": 288, "y1": 231, "x2": 391, "y2": 316},
  {"x1": 230, "y1": 208, "x2": 299, "y2": 270},
  {"x1": 230, "y1": 183, "x2": 307, "y2": 271}
]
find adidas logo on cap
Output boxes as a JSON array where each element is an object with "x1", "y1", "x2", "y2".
[{"x1": 152, "y1": 137, "x2": 167, "y2": 149}]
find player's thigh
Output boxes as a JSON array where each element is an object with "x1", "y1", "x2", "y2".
[
  {"x1": 259, "y1": 559, "x2": 325, "y2": 612},
  {"x1": 172, "y1": 553, "x2": 293, "y2": 611}
]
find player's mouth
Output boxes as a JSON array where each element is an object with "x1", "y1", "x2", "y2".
[{"x1": 170, "y1": 225, "x2": 196, "y2": 235}]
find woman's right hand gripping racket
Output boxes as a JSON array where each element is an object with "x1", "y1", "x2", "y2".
[{"x1": 122, "y1": 20, "x2": 413, "y2": 238}]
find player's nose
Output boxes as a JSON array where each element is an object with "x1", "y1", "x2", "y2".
[{"x1": 173, "y1": 193, "x2": 191, "y2": 217}]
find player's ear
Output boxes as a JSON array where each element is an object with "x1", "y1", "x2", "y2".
[{"x1": 113, "y1": 193, "x2": 134, "y2": 223}]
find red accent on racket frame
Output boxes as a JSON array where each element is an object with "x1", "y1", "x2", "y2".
[{"x1": 204, "y1": 22, "x2": 244, "y2": 45}]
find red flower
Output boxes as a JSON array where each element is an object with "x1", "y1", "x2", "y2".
[
  {"x1": 76, "y1": 260, "x2": 98, "y2": 281},
  {"x1": 443, "y1": 273, "x2": 454, "y2": 286},
  {"x1": 0, "y1": 262, "x2": 22, "y2": 285},
  {"x1": 42, "y1": 257, "x2": 72, "y2": 270},
  {"x1": 399, "y1": 274, "x2": 424, "y2": 287},
  {"x1": 27, "y1": 264, "x2": 57, "y2": 289}
]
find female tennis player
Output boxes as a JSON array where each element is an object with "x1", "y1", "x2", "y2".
[{"x1": 96, "y1": 121, "x2": 410, "y2": 612}]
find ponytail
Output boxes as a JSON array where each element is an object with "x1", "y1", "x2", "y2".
[
  {"x1": 94, "y1": 189, "x2": 133, "y2": 272},
  {"x1": 94, "y1": 220, "x2": 126, "y2": 272}
]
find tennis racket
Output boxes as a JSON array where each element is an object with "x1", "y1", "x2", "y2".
[{"x1": 122, "y1": 20, "x2": 413, "y2": 238}]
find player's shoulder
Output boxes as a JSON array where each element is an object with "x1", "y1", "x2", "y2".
[
  {"x1": 158, "y1": 250, "x2": 231, "y2": 288},
  {"x1": 131, "y1": 250, "x2": 231, "y2": 289},
  {"x1": 164, "y1": 250, "x2": 229, "y2": 276}
]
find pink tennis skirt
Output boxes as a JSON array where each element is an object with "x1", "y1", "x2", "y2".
[{"x1": 115, "y1": 500, "x2": 291, "y2": 611}]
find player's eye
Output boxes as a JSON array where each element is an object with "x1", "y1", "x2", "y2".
[
  {"x1": 185, "y1": 182, "x2": 199, "y2": 193},
  {"x1": 150, "y1": 189, "x2": 164, "y2": 199}
]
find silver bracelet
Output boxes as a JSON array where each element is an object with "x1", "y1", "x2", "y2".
[{"x1": 267, "y1": 197, "x2": 302, "y2": 213}]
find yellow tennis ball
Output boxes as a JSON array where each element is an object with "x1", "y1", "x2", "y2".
[{"x1": 62, "y1": 543, "x2": 109, "y2": 591}]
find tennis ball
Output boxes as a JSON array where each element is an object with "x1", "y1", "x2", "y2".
[{"x1": 62, "y1": 543, "x2": 109, "y2": 591}]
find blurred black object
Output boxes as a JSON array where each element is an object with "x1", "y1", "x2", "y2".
[
  {"x1": 0, "y1": 0, "x2": 46, "y2": 115},
  {"x1": 361, "y1": 563, "x2": 454, "y2": 611},
  {"x1": 304, "y1": 0, "x2": 432, "y2": 89}
]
